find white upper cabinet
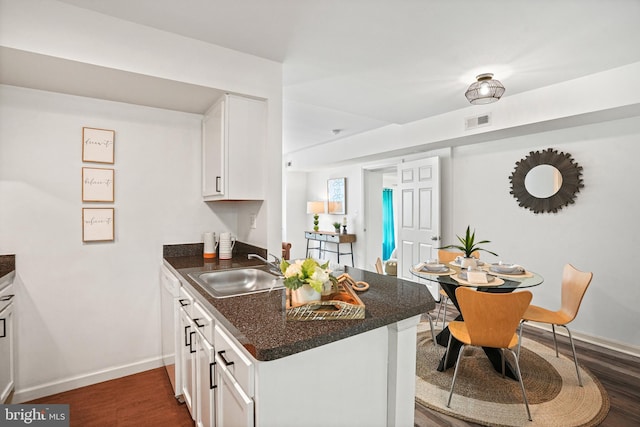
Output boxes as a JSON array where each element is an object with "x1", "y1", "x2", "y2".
[{"x1": 202, "y1": 94, "x2": 267, "y2": 201}]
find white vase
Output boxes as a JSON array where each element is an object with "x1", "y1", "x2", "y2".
[
  {"x1": 460, "y1": 257, "x2": 477, "y2": 268},
  {"x1": 294, "y1": 284, "x2": 321, "y2": 303}
]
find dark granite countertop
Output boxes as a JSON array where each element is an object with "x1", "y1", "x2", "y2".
[
  {"x1": 0, "y1": 255, "x2": 16, "y2": 283},
  {"x1": 164, "y1": 244, "x2": 435, "y2": 362}
]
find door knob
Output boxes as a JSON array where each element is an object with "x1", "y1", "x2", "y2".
[{"x1": 431, "y1": 236, "x2": 440, "y2": 241}]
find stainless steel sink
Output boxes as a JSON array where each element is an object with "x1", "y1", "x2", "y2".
[{"x1": 188, "y1": 267, "x2": 284, "y2": 298}]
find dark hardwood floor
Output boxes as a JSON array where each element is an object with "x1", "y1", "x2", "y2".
[{"x1": 27, "y1": 301, "x2": 640, "y2": 427}]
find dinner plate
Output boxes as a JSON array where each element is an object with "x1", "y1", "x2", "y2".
[
  {"x1": 459, "y1": 270, "x2": 495, "y2": 282},
  {"x1": 415, "y1": 263, "x2": 449, "y2": 273},
  {"x1": 490, "y1": 263, "x2": 525, "y2": 274}
]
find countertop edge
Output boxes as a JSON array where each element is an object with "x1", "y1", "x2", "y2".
[{"x1": 163, "y1": 248, "x2": 435, "y2": 362}]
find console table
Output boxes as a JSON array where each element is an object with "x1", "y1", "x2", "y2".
[{"x1": 305, "y1": 231, "x2": 356, "y2": 266}]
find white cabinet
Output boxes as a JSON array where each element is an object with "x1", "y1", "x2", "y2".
[
  {"x1": 0, "y1": 275, "x2": 15, "y2": 403},
  {"x1": 202, "y1": 94, "x2": 267, "y2": 201},
  {"x1": 195, "y1": 330, "x2": 217, "y2": 427},
  {"x1": 178, "y1": 288, "x2": 197, "y2": 419},
  {"x1": 215, "y1": 325, "x2": 254, "y2": 427},
  {"x1": 160, "y1": 265, "x2": 182, "y2": 401}
]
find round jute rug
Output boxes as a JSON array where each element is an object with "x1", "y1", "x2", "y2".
[{"x1": 415, "y1": 325, "x2": 610, "y2": 427}]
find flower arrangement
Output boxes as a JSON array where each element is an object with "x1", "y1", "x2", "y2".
[{"x1": 280, "y1": 258, "x2": 338, "y2": 293}]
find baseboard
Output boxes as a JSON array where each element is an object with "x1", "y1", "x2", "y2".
[
  {"x1": 525, "y1": 322, "x2": 640, "y2": 358},
  {"x1": 12, "y1": 356, "x2": 164, "y2": 403}
]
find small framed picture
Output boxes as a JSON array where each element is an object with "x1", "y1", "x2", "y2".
[
  {"x1": 82, "y1": 208, "x2": 115, "y2": 242},
  {"x1": 82, "y1": 127, "x2": 115, "y2": 164},
  {"x1": 82, "y1": 167, "x2": 114, "y2": 202}
]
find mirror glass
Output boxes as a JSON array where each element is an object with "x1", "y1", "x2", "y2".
[{"x1": 524, "y1": 164, "x2": 563, "y2": 198}]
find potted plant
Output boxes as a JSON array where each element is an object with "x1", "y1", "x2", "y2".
[
  {"x1": 332, "y1": 222, "x2": 341, "y2": 233},
  {"x1": 439, "y1": 225, "x2": 498, "y2": 267},
  {"x1": 280, "y1": 258, "x2": 338, "y2": 304}
]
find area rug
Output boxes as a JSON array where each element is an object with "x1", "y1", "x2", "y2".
[{"x1": 415, "y1": 323, "x2": 610, "y2": 427}]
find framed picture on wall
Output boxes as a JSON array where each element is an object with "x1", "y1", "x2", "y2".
[
  {"x1": 82, "y1": 167, "x2": 114, "y2": 202},
  {"x1": 82, "y1": 127, "x2": 115, "y2": 164},
  {"x1": 327, "y1": 177, "x2": 346, "y2": 214},
  {"x1": 82, "y1": 208, "x2": 115, "y2": 242}
]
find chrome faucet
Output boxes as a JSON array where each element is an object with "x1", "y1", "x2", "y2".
[{"x1": 248, "y1": 253, "x2": 282, "y2": 275}]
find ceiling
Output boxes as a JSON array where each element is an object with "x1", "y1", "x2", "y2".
[{"x1": 43, "y1": 0, "x2": 640, "y2": 154}]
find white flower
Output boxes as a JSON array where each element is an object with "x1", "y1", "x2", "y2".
[
  {"x1": 284, "y1": 261, "x2": 303, "y2": 278},
  {"x1": 311, "y1": 266, "x2": 329, "y2": 284}
]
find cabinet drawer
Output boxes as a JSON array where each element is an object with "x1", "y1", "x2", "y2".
[
  {"x1": 325, "y1": 234, "x2": 339, "y2": 243},
  {"x1": 193, "y1": 301, "x2": 214, "y2": 344},
  {"x1": 214, "y1": 325, "x2": 254, "y2": 397},
  {"x1": 178, "y1": 287, "x2": 195, "y2": 317}
]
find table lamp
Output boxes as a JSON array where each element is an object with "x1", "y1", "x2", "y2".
[{"x1": 307, "y1": 201, "x2": 325, "y2": 231}]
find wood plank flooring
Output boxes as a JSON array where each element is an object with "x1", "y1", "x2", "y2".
[{"x1": 26, "y1": 301, "x2": 640, "y2": 427}]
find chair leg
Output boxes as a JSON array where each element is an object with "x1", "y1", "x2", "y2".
[
  {"x1": 436, "y1": 294, "x2": 448, "y2": 326},
  {"x1": 443, "y1": 333, "x2": 453, "y2": 370},
  {"x1": 500, "y1": 348, "x2": 506, "y2": 378},
  {"x1": 442, "y1": 299, "x2": 448, "y2": 327},
  {"x1": 446, "y1": 344, "x2": 466, "y2": 408},
  {"x1": 517, "y1": 320, "x2": 526, "y2": 358},
  {"x1": 552, "y1": 324, "x2": 559, "y2": 357},
  {"x1": 507, "y1": 348, "x2": 532, "y2": 421},
  {"x1": 560, "y1": 325, "x2": 583, "y2": 387},
  {"x1": 425, "y1": 313, "x2": 436, "y2": 347}
]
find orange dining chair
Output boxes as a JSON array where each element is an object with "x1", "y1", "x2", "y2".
[
  {"x1": 444, "y1": 287, "x2": 533, "y2": 421},
  {"x1": 518, "y1": 264, "x2": 593, "y2": 386},
  {"x1": 435, "y1": 250, "x2": 479, "y2": 327},
  {"x1": 375, "y1": 257, "x2": 384, "y2": 274}
]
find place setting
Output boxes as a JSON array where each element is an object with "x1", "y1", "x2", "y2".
[
  {"x1": 484, "y1": 261, "x2": 535, "y2": 278},
  {"x1": 411, "y1": 260, "x2": 456, "y2": 276}
]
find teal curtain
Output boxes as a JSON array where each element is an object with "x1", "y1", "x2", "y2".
[{"x1": 382, "y1": 188, "x2": 395, "y2": 260}]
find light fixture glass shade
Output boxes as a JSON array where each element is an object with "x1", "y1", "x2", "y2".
[
  {"x1": 465, "y1": 73, "x2": 505, "y2": 105},
  {"x1": 306, "y1": 201, "x2": 326, "y2": 214}
]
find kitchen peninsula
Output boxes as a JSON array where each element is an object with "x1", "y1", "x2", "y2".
[{"x1": 163, "y1": 243, "x2": 435, "y2": 427}]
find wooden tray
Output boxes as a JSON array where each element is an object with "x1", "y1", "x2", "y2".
[{"x1": 286, "y1": 275, "x2": 365, "y2": 321}]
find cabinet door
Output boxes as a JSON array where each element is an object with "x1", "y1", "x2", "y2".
[
  {"x1": 196, "y1": 332, "x2": 217, "y2": 427},
  {"x1": 202, "y1": 97, "x2": 225, "y2": 198},
  {"x1": 180, "y1": 309, "x2": 197, "y2": 419},
  {"x1": 0, "y1": 303, "x2": 14, "y2": 403},
  {"x1": 216, "y1": 361, "x2": 254, "y2": 427}
]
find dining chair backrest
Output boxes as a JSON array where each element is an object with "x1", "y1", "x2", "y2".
[
  {"x1": 375, "y1": 257, "x2": 384, "y2": 274},
  {"x1": 560, "y1": 264, "x2": 593, "y2": 322},
  {"x1": 437, "y1": 249, "x2": 479, "y2": 264},
  {"x1": 455, "y1": 287, "x2": 532, "y2": 349}
]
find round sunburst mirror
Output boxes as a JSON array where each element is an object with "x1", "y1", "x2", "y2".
[{"x1": 509, "y1": 148, "x2": 584, "y2": 214}]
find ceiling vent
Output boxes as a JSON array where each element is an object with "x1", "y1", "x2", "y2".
[{"x1": 465, "y1": 113, "x2": 492, "y2": 131}]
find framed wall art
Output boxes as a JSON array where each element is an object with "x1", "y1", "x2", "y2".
[
  {"x1": 82, "y1": 167, "x2": 114, "y2": 202},
  {"x1": 82, "y1": 127, "x2": 115, "y2": 164},
  {"x1": 82, "y1": 208, "x2": 115, "y2": 242},
  {"x1": 327, "y1": 177, "x2": 346, "y2": 214}
]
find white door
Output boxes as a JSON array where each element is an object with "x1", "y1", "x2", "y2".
[{"x1": 397, "y1": 157, "x2": 441, "y2": 299}]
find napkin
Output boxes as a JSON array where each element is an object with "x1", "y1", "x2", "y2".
[
  {"x1": 491, "y1": 263, "x2": 525, "y2": 274},
  {"x1": 466, "y1": 270, "x2": 489, "y2": 284}
]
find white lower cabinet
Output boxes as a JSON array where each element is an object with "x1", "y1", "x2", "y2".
[
  {"x1": 214, "y1": 325, "x2": 254, "y2": 427},
  {"x1": 178, "y1": 285, "x2": 197, "y2": 419},
  {"x1": 195, "y1": 330, "x2": 217, "y2": 427},
  {"x1": 217, "y1": 361, "x2": 253, "y2": 427}
]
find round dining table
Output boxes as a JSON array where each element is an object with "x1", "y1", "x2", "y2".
[{"x1": 411, "y1": 262, "x2": 544, "y2": 380}]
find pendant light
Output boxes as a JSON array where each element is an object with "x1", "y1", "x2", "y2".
[{"x1": 465, "y1": 73, "x2": 505, "y2": 104}]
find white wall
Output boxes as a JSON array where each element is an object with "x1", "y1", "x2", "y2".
[
  {"x1": 449, "y1": 116, "x2": 640, "y2": 348},
  {"x1": 0, "y1": 0, "x2": 283, "y2": 401},
  {"x1": 296, "y1": 116, "x2": 640, "y2": 351},
  {"x1": 0, "y1": 85, "x2": 235, "y2": 400}
]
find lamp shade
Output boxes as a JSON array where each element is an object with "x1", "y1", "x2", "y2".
[
  {"x1": 306, "y1": 201, "x2": 326, "y2": 214},
  {"x1": 465, "y1": 73, "x2": 505, "y2": 105}
]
